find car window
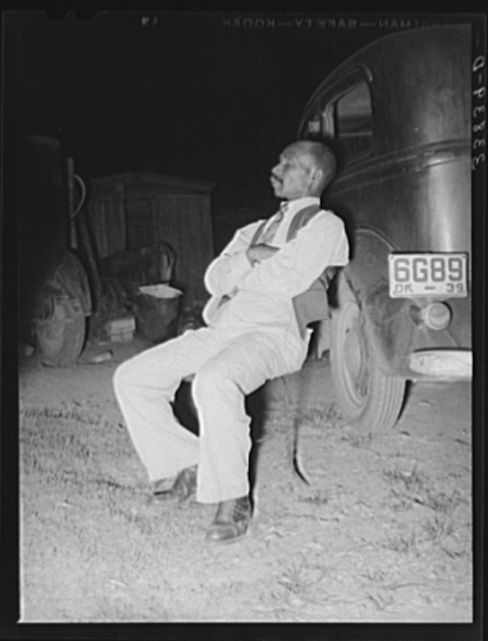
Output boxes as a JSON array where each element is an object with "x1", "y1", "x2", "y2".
[
  {"x1": 335, "y1": 82, "x2": 373, "y2": 161},
  {"x1": 302, "y1": 80, "x2": 373, "y2": 163},
  {"x1": 303, "y1": 110, "x2": 322, "y2": 139}
]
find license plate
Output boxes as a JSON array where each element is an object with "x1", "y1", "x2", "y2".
[{"x1": 388, "y1": 253, "x2": 468, "y2": 298}]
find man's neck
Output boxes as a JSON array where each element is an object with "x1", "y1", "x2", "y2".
[{"x1": 282, "y1": 195, "x2": 320, "y2": 208}]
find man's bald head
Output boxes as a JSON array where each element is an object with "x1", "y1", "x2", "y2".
[{"x1": 270, "y1": 140, "x2": 337, "y2": 200}]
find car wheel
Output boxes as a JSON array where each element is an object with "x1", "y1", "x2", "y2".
[
  {"x1": 330, "y1": 281, "x2": 406, "y2": 434},
  {"x1": 36, "y1": 298, "x2": 86, "y2": 367}
]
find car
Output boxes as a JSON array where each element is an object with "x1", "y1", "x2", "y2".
[{"x1": 299, "y1": 25, "x2": 472, "y2": 433}]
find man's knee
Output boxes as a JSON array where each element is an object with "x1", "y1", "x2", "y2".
[{"x1": 192, "y1": 362, "x2": 234, "y2": 400}]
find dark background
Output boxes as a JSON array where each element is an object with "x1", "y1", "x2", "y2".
[{"x1": 6, "y1": 10, "x2": 460, "y2": 244}]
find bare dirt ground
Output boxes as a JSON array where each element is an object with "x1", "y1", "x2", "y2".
[{"x1": 18, "y1": 337, "x2": 473, "y2": 623}]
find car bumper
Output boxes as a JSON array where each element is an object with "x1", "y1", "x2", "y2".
[{"x1": 406, "y1": 349, "x2": 472, "y2": 381}]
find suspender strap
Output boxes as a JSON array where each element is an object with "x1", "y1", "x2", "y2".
[
  {"x1": 286, "y1": 204, "x2": 321, "y2": 241},
  {"x1": 250, "y1": 203, "x2": 321, "y2": 247},
  {"x1": 249, "y1": 202, "x2": 337, "y2": 339},
  {"x1": 250, "y1": 220, "x2": 268, "y2": 247}
]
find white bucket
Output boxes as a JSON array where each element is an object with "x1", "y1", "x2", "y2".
[{"x1": 135, "y1": 283, "x2": 183, "y2": 342}]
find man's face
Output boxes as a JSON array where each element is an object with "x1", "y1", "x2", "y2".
[{"x1": 270, "y1": 142, "x2": 319, "y2": 200}]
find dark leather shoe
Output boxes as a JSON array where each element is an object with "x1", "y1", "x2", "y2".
[
  {"x1": 152, "y1": 465, "x2": 197, "y2": 505},
  {"x1": 205, "y1": 496, "x2": 252, "y2": 544}
]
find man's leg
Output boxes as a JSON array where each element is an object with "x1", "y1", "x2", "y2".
[
  {"x1": 113, "y1": 328, "x2": 224, "y2": 482},
  {"x1": 191, "y1": 331, "x2": 305, "y2": 504}
]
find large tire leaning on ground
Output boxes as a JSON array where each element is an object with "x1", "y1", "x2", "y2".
[
  {"x1": 34, "y1": 251, "x2": 91, "y2": 367},
  {"x1": 330, "y1": 275, "x2": 406, "y2": 434},
  {"x1": 36, "y1": 297, "x2": 86, "y2": 367}
]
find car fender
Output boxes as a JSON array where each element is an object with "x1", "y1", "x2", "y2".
[{"x1": 338, "y1": 228, "x2": 414, "y2": 375}]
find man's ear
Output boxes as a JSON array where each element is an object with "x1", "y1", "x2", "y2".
[{"x1": 311, "y1": 167, "x2": 324, "y2": 192}]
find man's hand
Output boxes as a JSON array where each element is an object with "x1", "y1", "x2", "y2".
[{"x1": 246, "y1": 244, "x2": 279, "y2": 266}]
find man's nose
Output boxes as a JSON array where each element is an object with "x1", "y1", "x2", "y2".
[{"x1": 271, "y1": 162, "x2": 282, "y2": 177}]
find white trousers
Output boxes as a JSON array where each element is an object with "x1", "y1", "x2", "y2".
[{"x1": 113, "y1": 326, "x2": 307, "y2": 503}]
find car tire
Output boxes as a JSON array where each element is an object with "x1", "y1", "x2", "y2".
[
  {"x1": 330, "y1": 279, "x2": 406, "y2": 434},
  {"x1": 36, "y1": 298, "x2": 86, "y2": 367}
]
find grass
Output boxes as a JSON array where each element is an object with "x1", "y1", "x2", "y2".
[
  {"x1": 379, "y1": 514, "x2": 460, "y2": 556},
  {"x1": 276, "y1": 556, "x2": 328, "y2": 601},
  {"x1": 418, "y1": 489, "x2": 465, "y2": 514},
  {"x1": 20, "y1": 403, "x2": 119, "y2": 428},
  {"x1": 298, "y1": 490, "x2": 330, "y2": 506},
  {"x1": 20, "y1": 409, "x2": 188, "y2": 619},
  {"x1": 266, "y1": 404, "x2": 344, "y2": 433},
  {"x1": 360, "y1": 568, "x2": 388, "y2": 584},
  {"x1": 298, "y1": 404, "x2": 344, "y2": 426},
  {"x1": 422, "y1": 516, "x2": 455, "y2": 543},
  {"x1": 340, "y1": 431, "x2": 372, "y2": 448},
  {"x1": 378, "y1": 462, "x2": 466, "y2": 557},
  {"x1": 367, "y1": 592, "x2": 395, "y2": 611},
  {"x1": 382, "y1": 529, "x2": 421, "y2": 555},
  {"x1": 382, "y1": 464, "x2": 466, "y2": 520},
  {"x1": 382, "y1": 463, "x2": 427, "y2": 492},
  {"x1": 19, "y1": 395, "x2": 473, "y2": 622}
]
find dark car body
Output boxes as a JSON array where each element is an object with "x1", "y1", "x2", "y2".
[{"x1": 299, "y1": 25, "x2": 472, "y2": 432}]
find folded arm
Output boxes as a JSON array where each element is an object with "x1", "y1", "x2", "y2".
[
  {"x1": 246, "y1": 244, "x2": 279, "y2": 265},
  {"x1": 239, "y1": 211, "x2": 349, "y2": 298},
  {"x1": 203, "y1": 221, "x2": 263, "y2": 296}
]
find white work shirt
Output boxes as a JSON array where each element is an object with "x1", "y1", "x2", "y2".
[{"x1": 203, "y1": 196, "x2": 349, "y2": 342}]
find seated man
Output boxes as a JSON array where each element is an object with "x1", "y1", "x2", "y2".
[{"x1": 113, "y1": 140, "x2": 349, "y2": 544}]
